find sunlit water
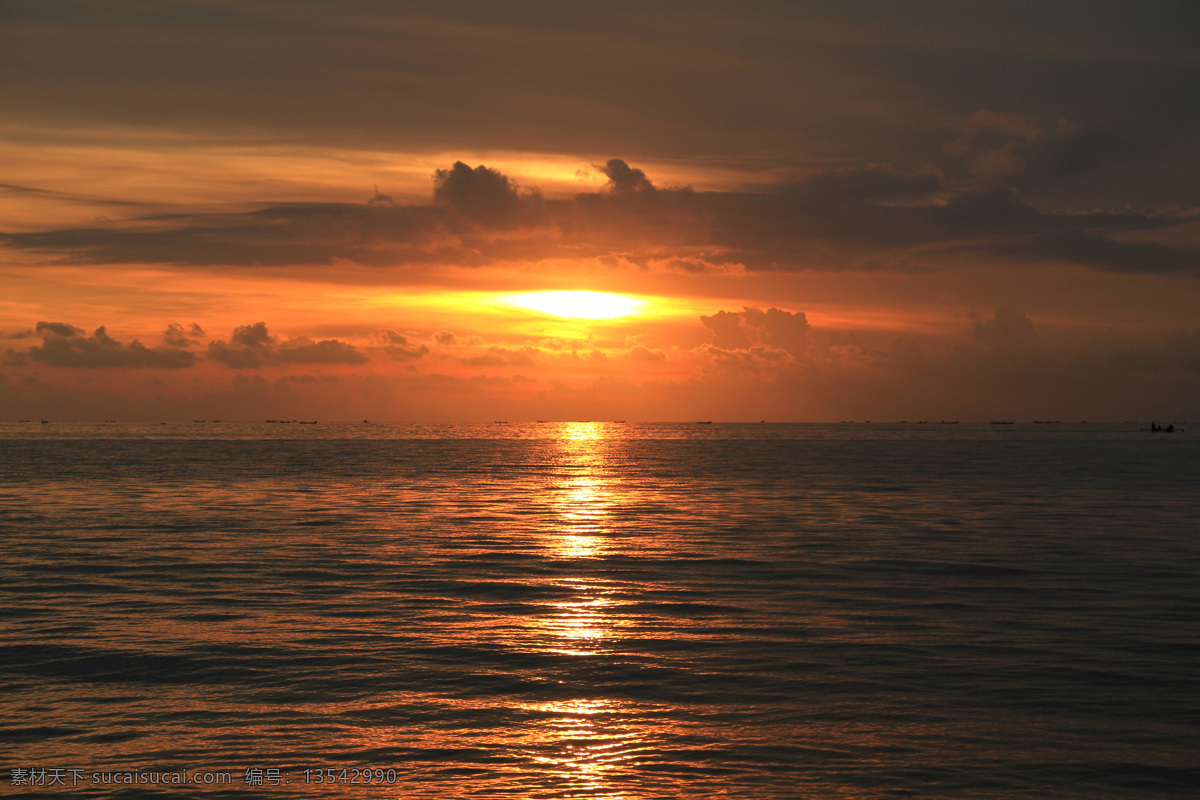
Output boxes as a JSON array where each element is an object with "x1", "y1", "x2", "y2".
[{"x1": 2, "y1": 422, "x2": 1197, "y2": 798}]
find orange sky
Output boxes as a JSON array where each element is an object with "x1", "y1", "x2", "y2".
[{"x1": 2, "y1": 2, "x2": 1198, "y2": 421}]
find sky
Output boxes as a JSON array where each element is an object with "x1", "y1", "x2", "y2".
[{"x1": 2, "y1": 0, "x2": 1198, "y2": 421}]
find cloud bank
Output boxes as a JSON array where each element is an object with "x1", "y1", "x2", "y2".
[{"x1": 4, "y1": 156, "x2": 1194, "y2": 276}]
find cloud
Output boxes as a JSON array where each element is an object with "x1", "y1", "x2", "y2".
[
  {"x1": 433, "y1": 161, "x2": 544, "y2": 227},
  {"x1": 946, "y1": 111, "x2": 1116, "y2": 186},
  {"x1": 971, "y1": 308, "x2": 1039, "y2": 349},
  {"x1": 701, "y1": 307, "x2": 810, "y2": 354},
  {"x1": 162, "y1": 322, "x2": 206, "y2": 347},
  {"x1": 627, "y1": 345, "x2": 666, "y2": 362},
  {"x1": 2, "y1": 160, "x2": 1195, "y2": 276},
  {"x1": 378, "y1": 329, "x2": 429, "y2": 362},
  {"x1": 599, "y1": 158, "x2": 655, "y2": 193},
  {"x1": 463, "y1": 345, "x2": 539, "y2": 367},
  {"x1": 6, "y1": 321, "x2": 196, "y2": 368},
  {"x1": 207, "y1": 322, "x2": 367, "y2": 368},
  {"x1": 1103, "y1": 329, "x2": 1200, "y2": 374}
]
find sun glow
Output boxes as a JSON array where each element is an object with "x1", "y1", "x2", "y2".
[{"x1": 506, "y1": 291, "x2": 644, "y2": 319}]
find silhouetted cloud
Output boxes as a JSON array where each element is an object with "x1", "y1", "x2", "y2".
[
  {"x1": 600, "y1": 158, "x2": 655, "y2": 193},
  {"x1": 972, "y1": 308, "x2": 1039, "y2": 349},
  {"x1": 2, "y1": 161, "x2": 1195, "y2": 275},
  {"x1": 207, "y1": 322, "x2": 367, "y2": 368},
  {"x1": 162, "y1": 322, "x2": 206, "y2": 347},
  {"x1": 6, "y1": 321, "x2": 196, "y2": 368},
  {"x1": 701, "y1": 307, "x2": 810, "y2": 354},
  {"x1": 379, "y1": 329, "x2": 429, "y2": 362},
  {"x1": 433, "y1": 161, "x2": 545, "y2": 227}
]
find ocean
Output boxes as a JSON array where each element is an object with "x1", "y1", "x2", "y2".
[{"x1": 2, "y1": 422, "x2": 1197, "y2": 798}]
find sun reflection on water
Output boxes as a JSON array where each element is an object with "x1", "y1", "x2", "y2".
[
  {"x1": 525, "y1": 698, "x2": 647, "y2": 798},
  {"x1": 525, "y1": 422, "x2": 647, "y2": 796}
]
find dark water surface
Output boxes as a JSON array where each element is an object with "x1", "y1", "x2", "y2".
[{"x1": 2, "y1": 422, "x2": 1197, "y2": 798}]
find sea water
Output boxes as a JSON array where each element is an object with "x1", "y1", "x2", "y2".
[{"x1": 2, "y1": 422, "x2": 1197, "y2": 798}]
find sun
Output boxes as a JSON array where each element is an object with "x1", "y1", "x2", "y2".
[{"x1": 505, "y1": 290, "x2": 644, "y2": 320}]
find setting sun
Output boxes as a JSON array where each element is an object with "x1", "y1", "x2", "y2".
[{"x1": 505, "y1": 291, "x2": 644, "y2": 320}]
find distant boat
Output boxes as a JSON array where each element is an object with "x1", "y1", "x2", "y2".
[
  {"x1": 940, "y1": 420, "x2": 958, "y2": 424},
  {"x1": 697, "y1": 420, "x2": 713, "y2": 424},
  {"x1": 613, "y1": 420, "x2": 626, "y2": 423},
  {"x1": 991, "y1": 420, "x2": 1014, "y2": 425},
  {"x1": 299, "y1": 421, "x2": 317, "y2": 424}
]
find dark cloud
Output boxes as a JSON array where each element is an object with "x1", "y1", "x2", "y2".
[
  {"x1": 701, "y1": 308, "x2": 811, "y2": 354},
  {"x1": 600, "y1": 159, "x2": 655, "y2": 193},
  {"x1": 162, "y1": 322, "x2": 206, "y2": 347},
  {"x1": 207, "y1": 322, "x2": 368, "y2": 368},
  {"x1": 3, "y1": 0, "x2": 1197, "y2": 219},
  {"x1": 434, "y1": 162, "x2": 516, "y2": 216},
  {"x1": 993, "y1": 231, "x2": 1200, "y2": 276},
  {"x1": 2, "y1": 161, "x2": 1196, "y2": 276},
  {"x1": 972, "y1": 308, "x2": 1039, "y2": 349},
  {"x1": 379, "y1": 329, "x2": 429, "y2": 362},
  {"x1": 7, "y1": 321, "x2": 196, "y2": 368},
  {"x1": 433, "y1": 161, "x2": 545, "y2": 227},
  {"x1": 0, "y1": 201, "x2": 458, "y2": 267}
]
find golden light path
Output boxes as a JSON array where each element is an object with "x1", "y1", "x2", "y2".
[
  {"x1": 503, "y1": 291, "x2": 645, "y2": 320},
  {"x1": 524, "y1": 421, "x2": 649, "y2": 795}
]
